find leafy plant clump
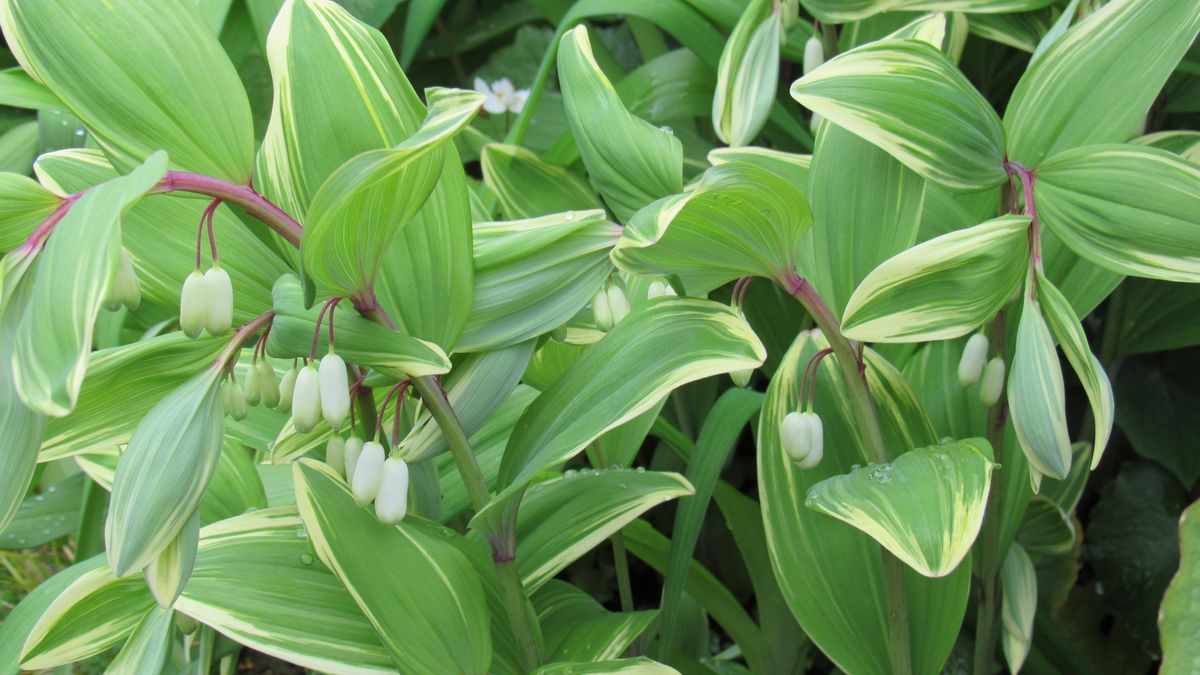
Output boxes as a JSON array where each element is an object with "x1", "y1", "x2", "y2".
[{"x1": 0, "y1": 0, "x2": 1197, "y2": 673}]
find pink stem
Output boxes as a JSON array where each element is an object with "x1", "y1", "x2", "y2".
[
  {"x1": 151, "y1": 172, "x2": 302, "y2": 247},
  {"x1": 214, "y1": 311, "x2": 276, "y2": 373}
]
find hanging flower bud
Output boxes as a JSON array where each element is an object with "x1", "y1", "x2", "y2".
[
  {"x1": 550, "y1": 325, "x2": 568, "y2": 342},
  {"x1": 592, "y1": 288, "x2": 614, "y2": 330},
  {"x1": 291, "y1": 364, "x2": 321, "y2": 433},
  {"x1": 228, "y1": 382, "x2": 247, "y2": 421},
  {"x1": 731, "y1": 368, "x2": 753, "y2": 388},
  {"x1": 277, "y1": 365, "x2": 298, "y2": 413},
  {"x1": 374, "y1": 457, "x2": 410, "y2": 524},
  {"x1": 105, "y1": 249, "x2": 141, "y2": 311},
  {"x1": 979, "y1": 357, "x2": 1006, "y2": 407},
  {"x1": 243, "y1": 361, "x2": 262, "y2": 406},
  {"x1": 780, "y1": 411, "x2": 823, "y2": 469},
  {"x1": 326, "y1": 436, "x2": 346, "y2": 477},
  {"x1": 344, "y1": 437, "x2": 364, "y2": 481},
  {"x1": 220, "y1": 380, "x2": 234, "y2": 412},
  {"x1": 203, "y1": 266, "x2": 233, "y2": 335},
  {"x1": 647, "y1": 279, "x2": 677, "y2": 299},
  {"x1": 803, "y1": 36, "x2": 824, "y2": 76},
  {"x1": 352, "y1": 441, "x2": 385, "y2": 506},
  {"x1": 958, "y1": 333, "x2": 989, "y2": 387},
  {"x1": 258, "y1": 361, "x2": 280, "y2": 408},
  {"x1": 607, "y1": 284, "x2": 630, "y2": 324},
  {"x1": 319, "y1": 353, "x2": 350, "y2": 430},
  {"x1": 180, "y1": 270, "x2": 208, "y2": 338}
]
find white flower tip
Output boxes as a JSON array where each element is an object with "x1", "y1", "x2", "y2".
[
  {"x1": 351, "y1": 442, "x2": 386, "y2": 506},
  {"x1": 180, "y1": 270, "x2": 208, "y2": 338},
  {"x1": 344, "y1": 437, "x2": 364, "y2": 481},
  {"x1": 202, "y1": 267, "x2": 233, "y2": 335},
  {"x1": 291, "y1": 365, "x2": 322, "y2": 433},
  {"x1": 607, "y1": 285, "x2": 630, "y2": 324},
  {"x1": 979, "y1": 357, "x2": 1007, "y2": 407},
  {"x1": 592, "y1": 288, "x2": 614, "y2": 330},
  {"x1": 326, "y1": 436, "x2": 347, "y2": 477},
  {"x1": 319, "y1": 354, "x2": 350, "y2": 430},
  {"x1": 375, "y1": 458, "x2": 410, "y2": 524},
  {"x1": 781, "y1": 411, "x2": 822, "y2": 469}
]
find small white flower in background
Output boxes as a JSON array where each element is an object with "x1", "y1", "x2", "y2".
[
  {"x1": 344, "y1": 437, "x2": 364, "y2": 481},
  {"x1": 473, "y1": 77, "x2": 529, "y2": 114},
  {"x1": 179, "y1": 270, "x2": 208, "y2": 338},
  {"x1": 291, "y1": 363, "x2": 322, "y2": 433},
  {"x1": 258, "y1": 361, "x2": 281, "y2": 408},
  {"x1": 277, "y1": 365, "x2": 298, "y2": 413},
  {"x1": 326, "y1": 436, "x2": 346, "y2": 478},
  {"x1": 352, "y1": 441, "x2": 386, "y2": 506},
  {"x1": 979, "y1": 357, "x2": 1007, "y2": 407},
  {"x1": 958, "y1": 333, "x2": 990, "y2": 387}
]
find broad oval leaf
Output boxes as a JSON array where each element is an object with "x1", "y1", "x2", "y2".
[
  {"x1": 1008, "y1": 291, "x2": 1072, "y2": 483},
  {"x1": 806, "y1": 438, "x2": 995, "y2": 577},
  {"x1": 790, "y1": 39, "x2": 1006, "y2": 191},
  {"x1": 11, "y1": 151, "x2": 167, "y2": 416},
  {"x1": 558, "y1": 25, "x2": 683, "y2": 223},
  {"x1": 480, "y1": 144, "x2": 603, "y2": 219},
  {"x1": 1159, "y1": 498, "x2": 1200, "y2": 675},
  {"x1": 293, "y1": 459, "x2": 492, "y2": 674},
  {"x1": 612, "y1": 162, "x2": 812, "y2": 294},
  {"x1": 106, "y1": 368, "x2": 225, "y2": 576},
  {"x1": 0, "y1": 0, "x2": 253, "y2": 181},
  {"x1": 842, "y1": 215, "x2": 1029, "y2": 342},
  {"x1": 1035, "y1": 144, "x2": 1200, "y2": 282}
]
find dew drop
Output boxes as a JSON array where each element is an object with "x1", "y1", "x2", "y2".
[
  {"x1": 295, "y1": 527, "x2": 308, "y2": 540},
  {"x1": 564, "y1": 211, "x2": 575, "y2": 221},
  {"x1": 299, "y1": 553, "x2": 314, "y2": 565},
  {"x1": 47, "y1": 486, "x2": 57, "y2": 493}
]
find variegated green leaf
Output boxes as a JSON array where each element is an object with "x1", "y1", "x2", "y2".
[
  {"x1": 806, "y1": 438, "x2": 994, "y2": 577},
  {"x1": 301, "y1": 87, "x2": 482, "y2": 297},
  {"x1": 0, "y1": 66, "x2": 60, "y2": 110},
  {"x1": 106, "y1": 368, "x2": 224, "y2": 576},
  {"x1": 0, "y1": 172, "x2": 59, "y2": 250},
  {"x1": 293, "y1": 459, "x2": 491, "y2": 674},
  {"x1": 105, "y1": 606, "x2": 174, "y2": 675},
  {"x1": 712, "y1": 0, "x2": 781, "y2": 147},
  {"x1": 0, "y1": 474, "x2": 83, "y2": 550},
  {"x1": 1159, "y1": 498, "x2": 1200, "y2": 675},
  {"x1": 0, "y1": 0, "x2": 253, "y2": 181},
  {"x1": 707, "y1": 146, "x2": 811, "y2": 184},
  {"x1": 790, "y1": 40, "x2": 1006, "y2": 191},
  {"x1": 802, "y1": 0, "x2": 1056, "y2": 23},
  {"x1": 0, "y1": 273, "x2": 42, "y2": 533},
  {"x1": 1009, "y1": 290, "x2": 1072, "y2": 483},
  {"x1": 842, "y1": 215, "x2": 1029, "y2": 342},
  {"x1": 1004, "y1": 0, "x2": 1200, "y2": 167},
  {"x1": 533, "y1": 581, "x2": 657, "y2": 663},
  {"x1": 1036, "y1": 144, "x2": 1200, "y2": 282},
  {"x1": 457, "y1": 211, "x2": 619, "y2": 352},
  {"x1": 1000, "y1": 543, "x2": 1036, "y2": 674},
  {"x1": 1036, "y1": 270, "x2": 1113, "y2": 470},
  {"x1": 144, "y1": 509, "x2": 199, "y2": 608},
  {"x1": 534, "y1": 657, "x2": 680, "y2": 675},
  {"x1": 612, "y1": 162, "x2": 812, "y2": 294},
  {"x1": 11, "y1": 151, "x2": 167, "y2": 416},
  {"x1": 0, "y1": 555, "x2": 104, "y2": 673},
  {"x1": 558, "y1": 25, "x2": 682, "y2": 223},
  {"x1": 480, "y1": 144, "x2": 603, "y2": 220}
]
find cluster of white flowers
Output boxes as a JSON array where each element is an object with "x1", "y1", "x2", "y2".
[
  {"x1": 473, "y1": 77, "x2": 529, "y2": 114},
  {"x1": 324, "y1": 435, "x2": 410, "y2": 524},
  {"x1": 958, "y1": 332, "x2": 1006, "y2": 406},
  {"x1": 221, "y1": 359, "x2": 280, "y2": 421},
  {"x1": 180, "y1": 265, "x2": 233, "y2": 337}
]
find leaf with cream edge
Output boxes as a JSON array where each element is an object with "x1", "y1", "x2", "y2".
[
  {"x1": 0, "y1": 0, "x2": 253, "y2": 181},
  {"x1": 10, "y1": 151, "x2": 167, "y2": 416},
  {"x1": 0, "y1": 172, "x2": 59, "y2": 250},
  {"x1": 842, "y1": 215, "x2": 1029, "y2": 342},
  {"x1": 106, "y1": 367, "x2": 225, "y2": 576},
  {"x1": 1009, "y1": 289, "x2": 1072, "y2": 485},
  {"x1": 0, "y1": 275, "x2": 42, "y2": 534},
  {"x1": 144, "y1": 509, "x2": 199, "y2": 608},
  {"x1": 292, "y1": 459, "x2": 491, "y2": 674},
  {"x1": 1000, "y1": 543, "x2": 1036, "y2": 674},
  {"x1": 758, "y1": 329, "x2": 969, "y2": 675},
  {"x1": 612, "y1": 162, "x2": 812, "y2": 294},
  {"x1": 1035, "y1": 145, "x2": 1200, "y2": 283},
  {"x1": 300, "y1": 87, "x2": 483, "y2": 298},
  {"x1": 806, "y1": 438, "x2": 995, "y2": 577},
  {"x1": 480, "y1": 144, "x2": 603, "y2": 219},
  {"x1": 104, "y1": 606, "x2": 174, "y2": 675},
  {"x1": 711, "y1": 0, "x2": 782, "y2": 147},
  {"x1": 533, "y1": 581, "x2": 658, "y2": 663},
  {"x1": 0, "y1": 555, "x2": 106, "y2": 673},
  {"x1": 790, "y1": 39, "x2": 1006, "y2": 191},
  {"x1": 1036, "y1": 270, "x2": 1113, "y2": 470},
  {"x1": 534, "y1": 657, "x2": 680, "y2": 675},
  {"x1": 558, "y1": 25, "x2": 683, "y2": 224},
  {"x1": 802, "y1": 0, "x2": 1057, "y2": 23}
]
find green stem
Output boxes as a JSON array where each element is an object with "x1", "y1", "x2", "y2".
[
  {"x1": 591, "y1": 443, "x2": 636, "y2": 615},
  {"x1": 973, "y1": 313, "x2": 1009, "y2": 675},
  {"x1": 780, "y1": 271, "x2": 912, "y2": 675},
  {"x1": 409, "y1": 375, "x2": 543, "y2": 671}
]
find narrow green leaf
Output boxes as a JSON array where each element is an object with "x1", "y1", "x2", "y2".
[
  {"x1": 1159, "y1": 498, "x2": 1200, "y2": 675},
  {"x1": 0, "y1": 172, "x2": 59, "y2": 250},
  {"x1": 1000, "y1": 543, "x2": 1037, "y2": 673},
  {"x1": 144, "y1": 509, "x2": 199, "y2": 608},
  {"x1": 790, "y1": 39, "x2": 1006, "y2": 191},
  {"x1": 11, "y1": 151, "x2": 167, "y2": 416},
  {"x1": 480, "y1": 144, "x2": 603, "y2": 219},
  {"x1": 0, "y1": 66, "x2": 60, "y2": 109},
  {"x1": 0, "y1": 0, "x2": 253, "y2": 180},
  {"x1": 558, "y1": 25, "x2": 682, "y2": 223},
  {"x1": 712, "y1": 0, "x2": 781, "y2": 146},
  {"x1": 533, "y1": 581, "x2": 657, "y2": 662},
  {"x1": 803, "y1": 0, "x2": 1056, "y2": 23},
  {"x1": 534, "y1": 657, "x2": 680, "y2": 675},
  {"x1": 0, "y1": 555, "x2": 100, "y2": 673},
  {"x1": 842, "y1": 215, "x2": 1029, "y2": 342},
  {"x1": 0, "y1": 274, "x2": 42, "y2": 533},
  {"x1": 0, "y1": 474, "x2": 83, "y2": 550},
  {"x1": 1015, "y1": 495, "x2": 1074, "y2": 555},
  {"x1": 1009, "y1": 288, "x2": 1073, "y2": 483},
  {"x1": 105, "y1": 606, "x2": 174, "y2": 675}
]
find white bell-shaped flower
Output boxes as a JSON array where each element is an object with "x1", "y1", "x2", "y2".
[
  {"x1": 979, "y1": 357, "x2": 1006, "y2": 407},
  {"x1": 374, "y1": 457, "x2": 410, "y2": 524},
  {"x1": 243, "y1": 362, "x2": 262, "y2": 406},
  {"x1": 780, "y1": 411, "x2": 823, "y2": 469},
  {"x1": 592, "y1": 288, "x2": 613, "y2": 330},
  {"x1": 228, "y1": 382, "x2": 247, "y2": 421},
  {"x1": 607, "y1": 285, "x2": 630, "y2": 325},
  {"x1": 319, "y1": 353, "x2": 350, "y2": 430},
  {"x1": 203, "y1": 266, "x2": 233, "y2": 335},
  {"x1": 803, "y1": 36, "x2": 824, "y2": 76},
  {"x1": 647, "y1": 279, "x2": 676, "y2": 299},
  {"x1": 352, "y1": 441, "x2": 385, "y2": 506},
  {"x1": 291, "y1": 364, "x2": 321, "y2": 433},
  {"x1": 958, "y1": 333, "x2": 989, "y2": 387},
  {"x1": 277, "y1": 366, "x2": 298, "y2": 413},
  {"x1": 344, "y1": 437, "x2": 364, "y2": 481},
  {"x1": 326, "y1": 436, "x2": 346, "y2": 477},
  {"x1": 180, "y1": 270, "x2": 208, "y2": 338},
  {"x1": 258, "y1": 361, "x2": 280, "y2": 408}
]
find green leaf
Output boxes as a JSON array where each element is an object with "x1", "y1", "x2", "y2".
[
  {"x1": 1035, "y1": 144, "x2": 1200, "y2": 282},
  {"x1": 0, "y1": 555, "x2": 101, "y2": 673},
  {"x1": 10, "y1": 151, "x2": 167, "y2": 416},
  {"x1": 712, "y1": 0, "x2": 781, "y2": 146},
  {"x1": 612, "y1": 162, "x2": 812, "y2": 294},
  {"x1": 457, "y1": 211, "x2": 619, "y2": 352},
  {"x1": 1114, "y1": 278, "x2": 1200, "y2": 356},
  {"x1": 0, "y1": 474, "x2": 83, "y2": 549},
  {"x1": 1015, "y1": 495, "x2": 1074, "y2": 556},
  {"x1": 301, "y1": 86, "x2": 482, "y2": 297},
  {"x1": 1035, "y1": 270, "x2": 1113, "y2": 469},
  {"x1": 1009, "y1": 288, "x2": 1072, "y2": 483},
  {"x1": 495, "y1": 298, "x2": 765, "y2": 494},
  {"x1": 802, "y1": 0, "x2": 1056, "y2": 23},
  {"x1": 558, "y1": 25, "x2": 682, "y2": 223},
  {"x1": 144, "y1": 508, "x2": 199, "y2": 608},
  {"x1": 1000, "y1": 543, "x2": 1037, "y2": 673},
  {"x1": 105, "y1": 606, "x2": 173, "y2": 675},
  {"x1": 0, "y1": 275, "x2": 42, "y2": 533},
  {"x1": 901, "y1": 337, "x2": 988, "y2": 441},
  {"x1": 176, "y1": 508, "x2": 396, "y2": 673},
  {"x1": 806, "y1": 438, "x2": 994, "y2": 577},
  {"x1": 0, "y1": 172, "x2": 59, "y2": 250},
  {"x1": 507, "y1": 469, "x2": 693, "y2": 591},
  {"x1": 480, "y1": 144, "x2": 603, "y2": 219},
  {"x1": 0, "y1": 66, "x2": 61, "y2": 109},
  {"x1": 106, "y1": 368, "x2": 224, "y2": 576},
  {"x1": 1003, "y1": 0, "x2": 1200, "y2": 167},
  {"x1": 1116, "y1": 359, "x2": 1200, "y2": 488},
  {"x1": 1159, "y1": 498, "x2": 1200, "y2": 675},
  {"x1": 534, "y1": 657, "x2": 680, "y2": 675},
  {"x1": 790, "y1": 39, "x2": 1006, "y2": 191},
  {"x1": 0, "y1": 0, "x2": 253, "y2": 181},
  {"x1": 758, "y1": 329, "x2": 968, "y2": 674},
  {"x1": 293, "y1": 459, "x2": 491, "y2": 674},
  {"x1": 841, "y1": 215, "x2": 1029, "y2": 342},
  {"x1": 533, "y1": 581, "x2": 657, "y2": 662},
  {"x1": 267, "y1": 274, "x2": 450, "y2": 380}
]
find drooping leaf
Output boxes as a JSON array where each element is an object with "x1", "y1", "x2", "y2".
[
  {"x1": 10, "y1": 151, "x2": 167, "y2": 416},
  {"x1": 790, "y1": 39, "x2": 1006, "y2": 191},
  {"x1": 144, "y1": 508, "x2": 199, "y2": 608},
  {"x1": 1159, "y1": 498, "x2": 1200, "y2": 675},
  {"x1": 293, "y1": 459, "x2": 491, "y2": 674},
  {"x1": 533, "y1": 580, "x2": 657, "y2": 663},
  {"x1": 0, "y1": 272, "x2": 42, "y2": 533},
  {"x1": 611, "y1": 162, "x2": 812, "y2": 294},
  {"x1": 1009, "y1": 288, "x2": 1072, "y2": 484},
  {"x1": 806, "y1": 438, "x2": 994, "y2": 577},
  {"x1": 841, "y1": 215, "x2": 1029, "y2": 342},
  {"x1": 481, "y1": 144, "x2": 603, "y2": 219},
  {"x1": 1015, "y1": 495, "x2": 1074, "y2": 556},
  {"x1": 106, "y1": 367, "x2": 225, "y2": 576},
  {"x1": 712, "y1": 0, "x2": 781, "y2": 147},
  {"x1": 0, "y1": 0, "x2": 254, "y2": 180},
  {"x1": 0, "y1": 474, "x2": 83, "y2": 550},
  {"x1": 1000, "y1": 543, "x2": 1037, "y2": 673},
  {"x1": 802, "y1": 0, "x2": 1056, "y2": 23},
  {"x1": 0, "y1": 555, "x2": 105, "y2": 673}
]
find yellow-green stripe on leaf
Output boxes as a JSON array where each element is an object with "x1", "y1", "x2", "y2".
[{"x1": 1008, "y1": 290, "x2": 1072, "y2": 483}]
